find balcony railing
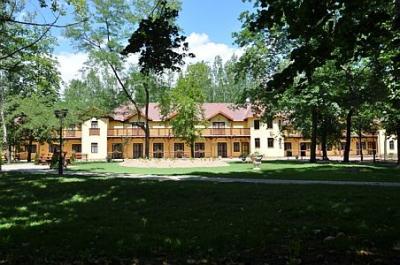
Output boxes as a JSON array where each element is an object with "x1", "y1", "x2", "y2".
[
  {"x1": 107, "y1": 128, "x2": 251, "y2": 137},
  {"x1": 63, "y1": 130, "x2": 82, "y2": 138},
  {"x1": 202, "y1": 128, "x2": 251, "y2": 136},
  {"x1": 89, "y1": 128, "x2": 100, "y2": 136}
]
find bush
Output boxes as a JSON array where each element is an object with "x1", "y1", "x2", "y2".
[
  {"x1": 70, "y1": 153, "x2": 76, "y2": 164},
  {"x1": 50, "y1": 153, "x2": 59, "y2": 169},
  {"x1": 34, "y1": 153, "x2": 40, "y2": 165}
]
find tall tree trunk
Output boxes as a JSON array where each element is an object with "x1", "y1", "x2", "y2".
[
  {"x1": 0, "y1": 103, "x2": 10, "y2": 165},
  {"x1": 321, "y1": 128, "x2": 328, "y2": 161},
  {"x1": 144, "y1": 83, "x2": 150, "y2": 159},
  {"x1": 358, "y1": 127, "x2": 363, "y2": 162},
  {"x1": 190, "y1": 142, "x2": 195, "y2": 158},
  {"x1": 310, "y1": 108, "x2": 318, "y2": 163},
  {"x1": 27, "y1": 135, "x2": 33, "y2": 162},
  {"x1": 343, "y1": 109, "x2": 354, "y2": 162}
]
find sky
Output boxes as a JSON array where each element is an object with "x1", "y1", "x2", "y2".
[{"x1": 52, "y1": 0, "x2": 254, "y2": 85}]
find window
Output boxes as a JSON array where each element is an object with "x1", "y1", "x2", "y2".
[
  {"x1": 91, "y1": 143, "x2": 98, "y2": 153},
  {"x1": 233, "y1": 142, "x2": 240, "y2": 152},
  {"x1": 153, "y1": 143, "x2": 164, "y2": 158},
  {"x1": 72, "y1": 144, "x2": 82, "y2": 153},
  {"x1": 25, "y1": 144, "x2": 37, "y2": 153},
  {"x1": 267, "y1": 119, "x2": 273, "y2": 129},
  {"x1": 327, "y1": 144, "x2": 333, "y2": 151},
  {"x1": 91, "y1": 120, "x2": 98, "y2": 128},
  {"x1": 278, "y1": 119, "x2": 282, "y2": 128},
  {"x1": 368, "y1": 142, "x2": 376, "y2": 150},
  {"x1": 132, "y1": 121, "x2": 144, "y2": 128},
  {"x1": 212, "y1": 122, "x2": 225, "y2": 128},
  {"x1": 174, "y1": 143, "x2": 184, "y2": 158},
  {"x1": 267, "y1": 138, "x2": 274, "y2": 148},
  {"x1": 284, "y1": 142, "x2": 292, "y2": 150},
  {"x1": 341, "y1": 142, "x2": 346, "y2": 150},
  {"x1": 254, "y1": 120, "x2": 260, "y2": 130},
  {"x1": 49, "y1": 144, "x2": 59, "y2": 153},
  {"x1": 389, "y1": 140, "x2": 395, "y2": 150},
  {"x1": 255, "y1": 138, "x2": 260, "y2": 148},
  {"x1": 195, "y1": 143, "x2": 205, "y2": 158}
]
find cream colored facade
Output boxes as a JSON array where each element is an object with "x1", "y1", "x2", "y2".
[
  {"x1": 81, "y1": 118, "x2": 108, "y2": 160},
  {"x1": 15, "y1": 103, "x2": 397, "y2": 161},
  {"x1": 249, "y1": 117, "x2": 285, "y2": 158}
]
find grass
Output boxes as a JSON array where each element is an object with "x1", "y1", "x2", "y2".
[
  {"x1": 0, "y1": 172, "x2": 399, "y2": 264},
  {"x1": 70, "y1": 160, "x2": 400, "y2": 182}
]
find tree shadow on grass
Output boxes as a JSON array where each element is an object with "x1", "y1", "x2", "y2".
[{"x1": 0, "y1": 172, "x2": 400, "y2": 264}]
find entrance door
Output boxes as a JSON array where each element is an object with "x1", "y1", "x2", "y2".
[
  {"x1": 217, "y1": 143, "x2": 228, "y2": 158},
  {"x1": 300, "y1": 143, "x2": 307, "y2": 157},
  {"x1": 174, "y1": 143, "x2": 185, "y2": 158},
  {"x1": 133, "y1": 143, "x2": 143, "y2": 159},
  {"x1": 112, "y1": 143, "x2": 123, "y2": 159},
  {"x1": 195, "y1": 143, "x2": 205, "y2": 158},
  {"x1": 153, "y1": 143, "x2": 164, "y2": 158},
  {"x1": 241, "y1": 142, "x2": 249, "y2": 156}
]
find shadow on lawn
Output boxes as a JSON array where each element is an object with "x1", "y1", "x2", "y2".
[{"x1": 0, "y1": 172, "x2": 400, "y2": 264}]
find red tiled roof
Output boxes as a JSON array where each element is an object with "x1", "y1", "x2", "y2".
[{"x1": 110, "y1": 103, "x2": 254, "y2": 122}]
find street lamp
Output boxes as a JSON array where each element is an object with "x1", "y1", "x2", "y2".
[{"x1": 54, "y1": 109, "x2": 68, "y2": 175}]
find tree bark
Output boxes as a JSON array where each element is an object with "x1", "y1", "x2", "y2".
[
  {"x1": 144, "y1": 83, "x2": 150, "y2": 159},
  {"x1": 397, "y1": 125, "x2": 400, "y2": 165},
  {"x1": 343, "y1": 109, "x2": 354, "y2": 162},
  {"x1": 321, "y1": 129, "x2": 329, "y2": 161},
  {"x1": 27, "y1": 135, "x2": 33, "y2": 162},
  {"x1": 190, "y1": 142, "x2": 195, "y2": 158},
  {"x1": 358, "y1": 127, "x2": 363, "y2": 162},
  {"x1": 310, "y1": 108, "x2": 318, "y2": 163},
  {"x1": 0, "y1": 102, "x2": 10, "y2": 165}
]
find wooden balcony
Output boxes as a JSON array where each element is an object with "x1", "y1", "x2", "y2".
[
  {"x1": 202, "y1": 128, "x2": 251, "y2": 136},
  {"x1": 63, "y1": 130, "x2": 82, "y2": 138},
  {"x1": 107, "y1": 127, "x2": 250, "y2": 137},
  {"x1": 89, "y1": 128, "x2": 100, "y2": 136}
]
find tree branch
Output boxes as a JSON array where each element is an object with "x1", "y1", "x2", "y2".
[
  {"x1": 0, "y1": 15, "x2": 60, "y2": 61},
  {"x1": 4, "y1": 18, "x2": 87, "y2": 28}
]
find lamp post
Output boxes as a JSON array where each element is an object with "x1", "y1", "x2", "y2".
[{"x1": 54, "y1": 109, "x2": 68, "y2": 175}]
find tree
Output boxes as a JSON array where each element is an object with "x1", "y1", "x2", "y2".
[
  {"x1": 160, "y1": 63, "x2": 206, "y2": 157},
  {"x1": 121, "y1": 0, "x2": 193, "y2": 158},
  {"x1": 61, "y1": 68, "x2": 125, "y2": 126}
]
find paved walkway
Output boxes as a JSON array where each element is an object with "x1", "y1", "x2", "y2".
[{"x1": 2, "y1": 163, "x2": 400, "y2": 187}]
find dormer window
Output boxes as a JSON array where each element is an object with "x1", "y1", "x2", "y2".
[
  {"x1": 91, "y1": 120, "x2": 98, "y2": 128},
  {"x1": 254, "y1": 120, "x2": 260, "y2": 130},
  {"x1": 267, "y1": 119, "x2": 273, "y2": 129},
  {"x1": 212, "y1": 122, "x2": 225, "y2": 128}
]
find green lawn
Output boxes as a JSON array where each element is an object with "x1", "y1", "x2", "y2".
[
  {"x1": 70, "y1": 160, "x2": 400, "y2": 182},
  {"x1": 0, "y1": 172, "x2": 399, "y2": 264}
]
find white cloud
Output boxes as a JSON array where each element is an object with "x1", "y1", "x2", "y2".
[
  {"x1": 54, "y1": 33, "x2": 243, "y2": 87},
  {"x1": 55, "y1": 52, "x2": 88, "y2": 85},
  {"x1": 185, "y1": 33, "x2": 243, "y2": 65}
]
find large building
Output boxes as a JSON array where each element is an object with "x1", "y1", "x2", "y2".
[{"x1": 16, "y1": 103, "x2": 398, "y2": 161}]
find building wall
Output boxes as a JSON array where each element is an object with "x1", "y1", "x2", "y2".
[
  {"x1": 81, "y1": 118, "x2": 108, "y2": 160},
  {"x1": 377, "y1": 129, "x2": 398, "y2": 159},
  {"x1": 107, "y1": 137, "x2": 250, "y2": 159},
  {"x1": 248, "y1": 117, "x2": 285, "y2": 158},
  {"x1": 284, "y1": 136, "x2": 378, "y2": 158}
]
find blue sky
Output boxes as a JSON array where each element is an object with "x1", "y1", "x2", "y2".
[
  {"x1": 51, "y1": 0, "x2": 254, "y2": 84},
  {"x1": 178, "y1": 0, "x2": 253, "y2": 46}
]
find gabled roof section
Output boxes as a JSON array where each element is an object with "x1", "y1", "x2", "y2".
[{"x1": 110, "y1": 103, "x2": 255, "y2": 122}]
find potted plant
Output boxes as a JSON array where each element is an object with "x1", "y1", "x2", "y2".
[{"x1": 239, "y1": 152, "x2": 248, "y2": 162}]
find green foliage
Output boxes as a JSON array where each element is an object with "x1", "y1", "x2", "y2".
[
  {"x1": 34, "y1": 153, "x2": 40, "y2": 165},
  {"x1": 160, "y1": 63, "x2": 206, "y2": 155},
  {"x1": 121, "y1": 0, "x2": 192, "y2": 74}
]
